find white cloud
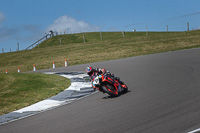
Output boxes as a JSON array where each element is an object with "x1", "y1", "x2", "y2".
[
  {"x1": 0, "y1": 12, "x2": 5, "y2": 24},
  {"x1": 47, "y1": 15, "x2": 99, "y2": 33}
]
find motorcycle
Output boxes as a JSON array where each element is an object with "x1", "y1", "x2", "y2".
[{"x1": 92, "y1": 73, "x2": 128, "y2": 96}]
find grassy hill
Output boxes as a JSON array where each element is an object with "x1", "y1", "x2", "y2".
[{"x1": 1, "y1": 31, "x2": 200, "y2": 73}]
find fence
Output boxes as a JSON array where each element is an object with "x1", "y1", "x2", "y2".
[
  {"x1": 1, "y1": 22, "x2": 193, "y2": 53},
  {"x1": 1, "y1": 30, "x2": 87, "y2": 53}
]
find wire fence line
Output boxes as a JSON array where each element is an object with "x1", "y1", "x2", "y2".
[
  {"x1": 0, "y1": 30, "x2": 160, "y2": 54},
  {"x1": 1, "y1": 30, "x2": 60, "y2": 53},
  {"x1": 22, "y1": 30, "x2": 100, "y2": 51},
  {"x1": 0, "y1": 21, "x2": 193, "y2": 54},
  {"x1": 19, "y1": 30, "x2": 126, "y2": 51}
]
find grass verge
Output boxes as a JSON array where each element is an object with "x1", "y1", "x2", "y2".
[{"x1": 0, "y1": 73, "x2": 70, "y2": 115}]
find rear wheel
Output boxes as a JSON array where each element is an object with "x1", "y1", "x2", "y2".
[{"x1": 102, "y1": 83, "x2": 119, "y2": 97}]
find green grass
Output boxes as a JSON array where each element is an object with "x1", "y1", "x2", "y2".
[
  {"x1": 1, "y1": 31, "x2": 200, "y2": 73},
  {"x1": 0, "y1": 73, "x2": 70, "y2": 115}
]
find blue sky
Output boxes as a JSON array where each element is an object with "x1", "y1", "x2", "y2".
[{"x1": 0, "y1": 0, "x2": 200, "y2": 52}]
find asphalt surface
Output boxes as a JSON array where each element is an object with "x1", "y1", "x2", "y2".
[{"x1": 1, "y1": 48, "x2": 200, "y2": 133}]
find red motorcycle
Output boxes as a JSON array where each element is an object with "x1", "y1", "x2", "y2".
[{"x1": 92, "y1": 73, "x2": 128, "y2": 96}]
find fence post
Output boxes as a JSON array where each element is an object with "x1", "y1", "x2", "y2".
[
  {"x1": 146, "y1": 25, "x2": 148, "y2": 36},
  {"x1": 59, "y1": 37, "x2": 62, "y2": 45},
  {"x1": 122, "y1": 31, "x2": 125, "y2": 38},
  {"x1": 45, "y1": 33, "x2": 47, "y2": 40},
  {"x1": 83, "y1": 33, "x2": 85, "y2": 43},
  {"x1": 10, "y1": 48, "x2": 11, "y2": 52},
  {"x1": 17, "y1": 42, "x2": 19, "y2": 51},
  {"x1": 100, "y1": 32, "x2": 102, "y2": 41},
  {"x1": 166, "y1": 25, "x2": 168, "y2": 32},
  {"x1": 38, "y1": 40, "x2": 39, "y2": 48}
]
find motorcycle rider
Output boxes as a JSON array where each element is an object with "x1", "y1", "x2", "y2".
[
  {"x1": 86, "y1": 66, "x2": 106, "y2": 80},
  {"x1": 85, "y1": 66, "x2": 125, "y2": 92}
]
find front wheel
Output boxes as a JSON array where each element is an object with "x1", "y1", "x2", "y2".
[
  {"x1": 122, "y1": 84, "x2": 128, "y2": 92},
  {"x1": 102, "y1": 84, "x2": 119, "y2": 97}
]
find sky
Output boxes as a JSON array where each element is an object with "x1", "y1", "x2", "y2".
[{"x1": 0, "y1": 0, "x2": 200, "y2": 52}]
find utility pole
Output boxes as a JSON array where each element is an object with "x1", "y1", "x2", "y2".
[{"x1": 2, "y1": 48, "x2": 4, "y2": 53}]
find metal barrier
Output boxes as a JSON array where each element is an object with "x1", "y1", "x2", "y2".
[{"x1": 25, "y1": 32, "x2": 54, "y2": 50}]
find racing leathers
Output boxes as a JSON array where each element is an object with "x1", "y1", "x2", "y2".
[{"x1": 87, "y1": 68, "x2": 124, "y2": 92}]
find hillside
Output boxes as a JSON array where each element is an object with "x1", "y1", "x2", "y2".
[{"x1": 1, "y1": 31, "x2": 200, "y2": 73}]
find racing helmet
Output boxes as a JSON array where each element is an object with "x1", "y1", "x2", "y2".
[{"x1": 86, "y1": 66, "x2": 93, "y2": 76}]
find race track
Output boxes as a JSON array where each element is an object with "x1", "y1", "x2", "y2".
[{"x1": 1, "y1": 48, "x2": 200, "y2": 133}]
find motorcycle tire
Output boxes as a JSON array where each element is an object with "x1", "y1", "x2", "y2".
[
  {"x1": 102, "y1": 83, "x2": 119, "y2": 97},
  {"x1": 123, "y1": 86, "x2": 128, "y2": 92}
]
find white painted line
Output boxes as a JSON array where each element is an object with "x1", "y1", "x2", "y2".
[
  {"x1": 14, "y1": 99, "x2": 74, "y2": 113},
  {"x1": 188, "y1": 128, "x2": 200, "y2": 133},
  {"x1": 14, "y1": 73, "x2": 89, "y2": 113}
]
